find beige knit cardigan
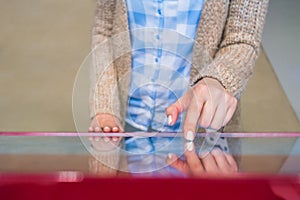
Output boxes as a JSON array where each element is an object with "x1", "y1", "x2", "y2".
[{"x1": 90, "y1": 0, "x2": 269, "y2": 131}]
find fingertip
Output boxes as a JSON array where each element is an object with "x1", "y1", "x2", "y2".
[
  {"x1": 167, "y1": 153, "x2": 174, "y2": 160},
  {"x1": 209, "y1": 122, "x2": 222, "y2": 131},
  {"x1": 211, "y1": 148, "x2": 222, "y2": 156},
  {"x1": 103, "y1": 126, "x2": 111, "y2": 133},
  {"x1": 94, "y1": 127, "x2": 101, "y2": 132},
  {"x1": 224, "y1": 154, "x2": 238, "y2": 172},
  {"x1": 185, "y1": 142, "x2": 194, "y2": 152},
  {"x1": 112, "y1": 127, "x2": 119, "y2": 132},
  {"x1": 88, "y1": 127, "x2": 93, "y2": 132},
  {"x1": 185, "y1": 130, "x2": 195, "y2": 141},
  {"x1": 112, "y1": 137, "x2": 119, "y2": 142},
  {"x1": 198, "y1": 151, "x2": 210, "y2": 159},
  {"x1": 167, "y1": 115, "x2": 173, "y2": 126},
  {"x1": 166, "y1": 107, "x2": 179, "y2": 126},
  {"x1": 166, "y1": 153, "x2": 177, "y2": 164}
]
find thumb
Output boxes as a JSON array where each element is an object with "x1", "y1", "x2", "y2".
[{"x1": 166, "y1": 91, "x2": 191, "y2": 126}]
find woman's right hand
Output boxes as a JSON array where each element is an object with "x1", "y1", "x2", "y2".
[{"x1": 88, "y1": 113, "x2": 124, "y2": 150}]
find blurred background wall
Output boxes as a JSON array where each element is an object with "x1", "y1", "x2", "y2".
[
  {"x1": 0, "y1": 0, "x2": 299, "y2": 132},
  {"x1": 262, "y1": 0, "x2": 300, "y2": 122}
]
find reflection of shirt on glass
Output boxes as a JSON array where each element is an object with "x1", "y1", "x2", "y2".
[{"x1": 125, "y1": 0, "x2": 204, "y2": 132}]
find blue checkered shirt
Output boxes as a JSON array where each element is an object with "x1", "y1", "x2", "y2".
[{"x1": 125, "y1": 0, "x2": 204, "y2": 132}]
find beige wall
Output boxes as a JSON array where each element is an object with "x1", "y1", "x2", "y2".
[{"x1": 0, "y1": 0, "x2": 299, "y2": 132}]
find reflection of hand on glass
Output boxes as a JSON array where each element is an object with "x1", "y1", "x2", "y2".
[
  {"x1": 88, "y1": 113, "x2": 123, "y2": 148},
  {"x1": 88, "y1": 155, "x2": 119, "y2": 177},
  {"x1": 166, "y1": 143, "x2": 238, "y2": 176},
  {"x1": 88, "y1": 136, "x2": 123, "y2": 177},
  {"x1": 88, "y1": 135, "x2": 121, "y2": 152}
]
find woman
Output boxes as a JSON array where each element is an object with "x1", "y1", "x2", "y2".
[{"x1": 88, "y1": 0, "x2": 269, "y2": 174}]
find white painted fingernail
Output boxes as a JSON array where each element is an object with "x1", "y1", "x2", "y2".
[
  {"x1": 186, "y1": 142, "x2": 194, "y2": 152},
  {"x1": 88, "y1": 127, "x2": 93, "y2": 132},
  {"x1": 112, "y1": 137, "x2": 118, "y2": 142},
  {"x1": 168, "y1": 115, "x2": 173, "y2": 125},
  {"x1": 94, "y1": 127, "x2": 100, "y2": 132},
  {"x1": 112, "y1": 127, "x2": 119, "y2": 131},
  {"x1": 186, "y1": 131, "x2": 194, "y2": 141},
  {"x1": 167, "y1": 153, "x2": 173, "y2": 160}
]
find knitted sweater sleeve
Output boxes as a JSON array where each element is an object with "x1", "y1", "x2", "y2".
[
  {"x1": 194, "y1": 0, "x2": 269, "y2": 98},
  {"x1": 88, "y1": 148, "x2": 121, "y2": 176},
  {"x1": 90, "y1": 0, "x2": 121, "y2": 120}
]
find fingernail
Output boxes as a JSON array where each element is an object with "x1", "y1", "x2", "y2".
[
  {"x1": 186, "y1": 131, "x2": 194, "y2": 141},
  {"x1": 186, "y1": 142, "x2": 194, "y2": 152},
  {"x1": 198, "y1": 151, "x2": 209, "y2": 159},
  {"x1": 104, "y1": 137, "x2": 110, "y2": 142},
  {"x1": 167, "y1": 153, "x2": 176, "y2": 162},
  {"x1": 94, "y1": 127, "x2": 100, "y2": 132},
  {"x1": 88, "y1": 127, "x2": 93, "y2": 132},
  {"x1": 206, "y1": 128, "x2": 216, "y2": 133},
  {"x1": 212, "y1": 148, "x2": 222, "y2": 156},
  {"x1": 112, "y1": 127, "x2": 119, "y2": 132},
  {"x1": 168, "y1": 115, "x2": 173, "y2": 125},
  {"x1": 112, "y1": 137, "x2": 118, "y2": 142}
]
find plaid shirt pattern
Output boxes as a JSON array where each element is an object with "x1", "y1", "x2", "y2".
[{"x1": 125, "y1": 0, "x2": 205, "y2": 132}]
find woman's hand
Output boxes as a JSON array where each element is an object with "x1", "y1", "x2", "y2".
[
  {"x1": 88, "y1": 113, "x2": 124, "y2": 149},
  {"x1": 166, "y1": 144, "x2": 238, "y2": 176},
  {"x1": 166, "y1": 77, "x2": 237, "y2": 140}
]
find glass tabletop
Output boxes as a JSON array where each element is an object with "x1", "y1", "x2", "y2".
[{"x1": 0, "y1": 132, "x2": 299, "y2": 178}]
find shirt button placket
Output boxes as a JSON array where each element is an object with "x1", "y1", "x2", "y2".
[{"x1": 155, "y1": 1, "x2": 163, "y2": 65}]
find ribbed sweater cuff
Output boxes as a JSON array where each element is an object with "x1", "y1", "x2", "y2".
[{"x1": 191, "y1": 44, "x2": 258, "y2": 99}]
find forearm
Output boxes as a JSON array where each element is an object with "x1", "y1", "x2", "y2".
[
  {"x1": 90, "y1": 0, "x2": 120, "y2": 119},
  {"x1": 192, "y1": 0, "x2": 269, "y2": 98},
  {"x1": 90, "y1": 62, "x2": 121, "y2": 119},
  {"x1": 197, "y1": 44, "x2": 257, "y2": 98}
]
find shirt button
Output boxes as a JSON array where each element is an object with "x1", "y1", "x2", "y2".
[{"x1": 157, "y1": 9, "x2": 162, "y2": 15}]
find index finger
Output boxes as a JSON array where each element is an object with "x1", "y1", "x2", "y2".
[
  {"x1": 183, "y1": 96, "x2": 204, "y2": 140},
  {"x1": 184, "y1": 142, "x2": 204, "y2": 175}
]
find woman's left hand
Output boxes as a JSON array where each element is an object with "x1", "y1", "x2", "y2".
[{"x1": 166, "y1": 77, "x2": 237, "y2": 141}]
